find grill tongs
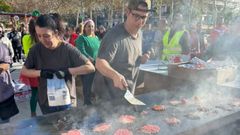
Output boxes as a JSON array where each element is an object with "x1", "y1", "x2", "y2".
[{"x1": 124, "y1": 87, "x2": 145, "y2": 105}]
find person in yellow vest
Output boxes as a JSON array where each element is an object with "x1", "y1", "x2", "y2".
[
  {"x1": 160, "y1": 13, "x2": 190, "y2": 61},
  {"x1": 20, "y1": 19, "x2": 39, "y2": 117},
  {"x1": 152, "y1": 18, "x2": 169, "y2": 59},
  {"x1": 22, "y1": 20, "x2": 38, "y2": 57}
]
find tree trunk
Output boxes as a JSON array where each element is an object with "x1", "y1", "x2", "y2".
[
  {"x1": 76, "y1": 9, "x2": 80, "y2": 27},
  {"x1": 189, "y1": 0, "x2": 193, "y2": 24},
  {"x1": 159, "y1": 0, "x2": 163, "y2": 19},
  {"x1": 90, "y1": 7, "x2": 93, "y2": 19},
  {"x1": 107, "y1": 0, "x2": 114, "y2": 28},
  {"x1": 121, "y1": 0, "x2": 125, "y2": 23},
  {"x1": 109, "y1": 8, "x2": 113, "y2": 28},
  {"x1": 171, "y1": 0, "x2": 174, "y2": 22}
]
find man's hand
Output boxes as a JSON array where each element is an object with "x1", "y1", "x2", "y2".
[
  {"x1": 55, "y1": 68, "x2": 71, "y2": 79},
  {"x1": 112, "y1": 73, "x2": 128, "y2": 90},
  {"x1": 141, "y1": 53, "x2": 150, "y2": 64},
  {"x1": 40, "y1": 70, "x2": 54, "y2": 79}
]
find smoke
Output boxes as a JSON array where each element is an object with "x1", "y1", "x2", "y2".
[
  {"x1": 136, "y1": 56, "x2": 240, "y2": 134},
  {"x1": 48, "y1": 2, "x2": 240, "y2": 135}
]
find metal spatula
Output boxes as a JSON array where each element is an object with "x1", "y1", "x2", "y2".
[{"x1": 124, "y1": 88, "x2": 145, "y2": 105}]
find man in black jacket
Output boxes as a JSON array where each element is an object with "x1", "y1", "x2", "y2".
[{"x1": 8, "y1": 26, "x2": 22, "y2": 63}]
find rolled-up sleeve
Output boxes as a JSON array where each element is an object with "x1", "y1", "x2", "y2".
[{"x1": 98, "y1": 37, "x2": 118, "y2": 63}]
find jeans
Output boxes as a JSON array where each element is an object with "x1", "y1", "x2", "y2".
[
  {"x1": 81, "y1": 72, "x2": 95, "y2": 105},
  {"x1": 13, "y1": 46, "x2": 22, "y2": 62}
]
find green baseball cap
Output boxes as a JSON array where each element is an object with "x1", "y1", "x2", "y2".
[{"x1": 32, "y1": 10, "x2": 41, "y2": 17}]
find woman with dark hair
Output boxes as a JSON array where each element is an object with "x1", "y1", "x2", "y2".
[
  {"x1": 75, "y1": 19, "x2": 100, "y2": 105},
  {"x1": 21, "y1": 14, "x2": 95, "y2": 114},
  {"x1": 20, "y1": 19, "x2": 39, "y2": 117},
  {"x1": 95, "y1": 25, "x2": 106, "y2": 40}
]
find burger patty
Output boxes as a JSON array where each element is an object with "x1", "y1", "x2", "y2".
[
  {"x1": 152, "y1": 105, "x2": 166, "y2": 111},
  {"x1": 61, "y1": 129, "x2": 84, "y2": 135},
  {"x1": 165, "y1": 117, "x2": 181, "y2": 125},
  {"x1": 140, "y1": 124, "x2": 160, "y2": 134},
  {"x1": 93, "y1": 123, "x2": 111, "y2": 132},
  {"x1": 119, "y1": 115, "x2": 136, "y2": 124},
  {"x1": 114, "y1": 128, "x2": 133, "y2": 135},
  {"x1": 169, "y1": 100, "x2": 182, "y2": 106}
]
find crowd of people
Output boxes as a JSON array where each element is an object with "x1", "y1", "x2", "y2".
[
  {"x1": 142, "y1": 13, "x2": 237, "y2": 63},
  {"x1": 1, "y1": 0, "x2": 239, "y2": 124}
]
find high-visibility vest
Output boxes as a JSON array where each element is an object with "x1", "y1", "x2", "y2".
[
  {"x1": 161, "y1": 29, "x2": 185, "y2": 61},
  {"x1": 22, "y1": 34, "x2": 34, "y2": 57}
]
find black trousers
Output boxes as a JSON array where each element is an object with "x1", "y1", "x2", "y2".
[
  {"x1": 81, "y1": 72, "x2": 95, "y2": 105},
  {"x1": 13, "y1": 46, "x2": 22, "y2": 62}
]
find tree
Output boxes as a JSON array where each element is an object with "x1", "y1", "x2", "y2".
[{"x1": 0, "y1": 0, "x2": 13, "y2": 12}]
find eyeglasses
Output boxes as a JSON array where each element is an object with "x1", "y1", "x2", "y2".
[{"x1": 130, "y1": 12, "x2": 148, "y2": 21}]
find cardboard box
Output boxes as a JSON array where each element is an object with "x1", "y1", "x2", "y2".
[{"x1": 167, "y1": 64, "x2": 237, "y2": 84}]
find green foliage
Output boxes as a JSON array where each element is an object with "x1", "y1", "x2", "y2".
[{"x1": 0, "y1": 0, "x2": 12, "y2": 12}]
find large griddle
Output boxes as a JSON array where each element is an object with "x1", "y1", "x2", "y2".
[{"x1": 1, "y1": 87, "x2": 240, "y2": 135}]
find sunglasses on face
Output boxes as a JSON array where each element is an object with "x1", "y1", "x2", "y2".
[{"x1": 130, "y1": 11, "x2": 148, "y2": 21}]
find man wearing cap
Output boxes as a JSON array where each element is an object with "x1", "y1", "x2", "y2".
[{"x1": 92, "y1": 0, "x2": 152, "y2": 104}]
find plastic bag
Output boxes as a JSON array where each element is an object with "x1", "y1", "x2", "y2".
[
  {"x1": 0, "y1": 71, "x2": 14, "y2": 102},
  {"x1": 12, "y1": 80, "x2": 31, "y2": 102},
  {"x1": 47, "y1": 76, "x2": 71, "y2": 107}
]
